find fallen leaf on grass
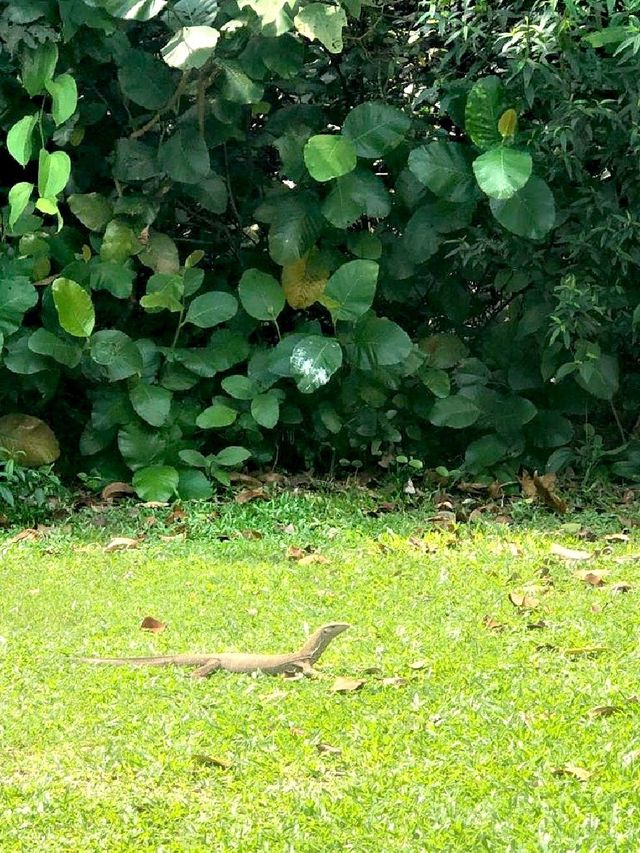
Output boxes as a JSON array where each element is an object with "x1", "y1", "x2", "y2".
[
  {"x1": 165, "y1": 507, "x2": 187, "y2": 524},
  {"x1": 427, "y1": 511, "x2": 457, "y2": 530},
  {"x1": 363, "y1": 502, "x2": 397, "y2": 517},
  {"x1": 382, "y1": 676, "x2": 408, "y2": 688},
  {"x1": 104, "y1": 536, "x2": 140, "y2": 552},
  {"x1": 235, "y1": 488, "x2": 268, "y2": 504},
  {"x1": 5, "y1": 528, "x2": 40, "y2": 545},
  {"x1": 140, "y1": 501, "x2": 168, "y2": 509},
  {"x1": 228, "y1": 472, "x2": 262, "y2": 487},
  {"x1": 280, "y1": 523, "x2": 296, "y2": 535},
  {"x1": 533, "y1": 473, "x2": 568, "y2": 514},
  {"x1": 240, "y1": 529, "x2": 263, "y2": 540},
  {"x1": 101, "y1": 481, "x2": 135, "y2": 501},
  {"x1": 483, "y1": 616, "x2": 504, "y2": 631},
  {"x1": 509, "y1": 592, "x2": 539, "y2": 609},
  {"x1": 286, "y1": 546, "x2": 307, "y2": 560},
  {"x1": 551, "y1": 543, "x2": 592, "y2": 561},
  {"x1": 192, "y1": 754, "x2": 233, "y2": 770},
  {"x1": 298, "y1": 553, "x2": 330, "y2": 566},
  {"x1": 140, "y1": 616, "x2": 166, "y2": 633},
  {"x1": 332, "y1": 677, "x2": 365, "y2": 693},
  {"x1": 612, "y1": 581, "x2": 633, "y2": 593},
  {"x1": 552, "y1": 763, "x2": 592, "y2": 782},
  {"x1": 587, "y1": 705, "x2": 622, "y2": 719},
  {"x1": 527, "y1": 620, "x2": 548, "y2": 630},
  {"x1": 409, "y1": 660, "x2": 429, "y2": 670},
  {"x1": 258, "y1": 472, "x2": 285, "y2": 484},
  {"x1": 316, "y1": 742, "x2": 342, "y2": 755},
  {"x1": 574, "y1": 570, "x2": 607, "y2": 586}
]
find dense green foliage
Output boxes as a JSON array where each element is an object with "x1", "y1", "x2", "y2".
[{"x1": 2, "y1": 0, "x2": 640, "y2": 499}]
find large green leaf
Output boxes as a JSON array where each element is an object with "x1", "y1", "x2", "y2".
[
  {"x1": 408, "y1": 142, "x2": 477, "y2": 203},
  {"x1": 264, "y1": 194, "x2": 324, "y2": 265},
  {"x1": 159, "y1": 127, "x2": 210, "y2": 183},
  {"x1": 251, "y1": 391, "x2": 280, "y2": 427},
  {"x1": 132, "y1": 465, "x2": 179, "y2": 501},
  {"x1": 113, "y1": 138, "x2": 161, "y2": 182},
  {"x1": 472, "y1": 148, "x2": 532, "y2": 199},
  {"x1": 101, "y1": 220, "x2": 142, "y2": 263},
  {"x1": 429, "y1": 395, "x2": 480, "y2": 429},
  {"x1": 140, "y1": 273, "x2": 184, "y2": 312},
  {"x1": 464, "y1": 434, "x2": 508, "y2": 471},
  {"x1": 129, "y1": 382, "x2": 173, "y2": 426},
  {"x1": 68, "y1": 193, "x2": 113, "y2": 232},
  {"x1": 0, "y1": 276, "x2": 38, "y2": 335},
  {"x1": 403, "y1": 208, "x2": 440, "y2": 264},
  {"x1": 218, "y1": 60, "x2": 264, "y2": 104},
  {"x1": 38, "y1": 150, "x2": 71, "y2": 198},
  {"x1": 27, "y1": 328, "x2": 82, "y2": 368},
  {"x1": 294, "y1": 4, "x2": 346, "y2": 53},
  {"x1": 45, "y1": 73, "x2": 78, "y2": 125},
  {"x1": 342, "y1": 102, "x2": 411, "y2": 158},
  {"x1": 196, "y1": 399, "x2": 238, "y2": 428},
  {"x1": 465, "y1": 76, "x2": 510, "y2": 151},
  {"x1": 162, "y1": 26, "x2": 220, "y2": 69},
  {"x1": 8, "y1": 182, "x2": 34, "y2": 229},
  {"x1": 185, "y1": 292, "x2": 238, "y2": 328},
  {"x1": 104, "y1": 0, "x2": 168, "y2": 20},
  {"x1": 90, "y1": 262, "x2": 134, "y2": 299},
  {"x1": 351, "y1": 315, "x2": 412, "y2": 369},
  {"x1": 21, "y1": 42, "x2": 58, "y2": 96},
  {"x1": 118, "y1": 49, "x2": 175, "y2": 108},
  {"x1": 238, "y1": 269, "x2": 285, "y2": 320},
  {"x1": 323, "y1": 260, "x2": 378, "y2": 322},
  {"x1": 118, "y1": 423, "x2": 167, "y2": 470},
  {"x1": 304, "y1": 135, "x2": 357, "y2": 182},
  {"x1": 222, "y1": 375, "x2": 258, "y2": 400},
  {"x1": 7, "y1": 115, "x2": 38, "y2": 166},
  {"x1": 291, "y1": 335, "x2": 343, "y2": 393},
  {"x1": 576, "y1": 352, "x2": 619, "y2": 400},
  {"x1": 489, "y1": 176, "x2": 556, "y2": 239},
  {"x1": 0, "y1": 413, "x2": 60, "y2": 466},
  {"x1": 322, "y1": 168, "x2": 391, "y2": 228},
  {"x1": 51, "y1": 277, "x2": 95, "y2": 337},
  {"x1": 90, "y1": 330, "x2": 144, "y2": 380}
]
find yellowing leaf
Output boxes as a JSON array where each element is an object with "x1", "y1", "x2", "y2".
[
  {"x1": 551, "y1": 544, "x2": 592, "y2": 561},
  {"x1": 104, "y1": 536, "x2": 140, "y2": 552},
  {"x1": 281, "y1": 251, "x2": 329, "y2": 309},
  {"x1": 498, "y1": 108, "x2": 518, "y2": 138},
  {"x1": 509, "y1": 592, "x2": 539, "y2": 609},
  {"x1": 552, "y1": 763, "x2": 592, "y2": 782}
]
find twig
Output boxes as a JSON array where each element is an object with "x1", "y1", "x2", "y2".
[{"x1": 130, "y1": 71, "x2": 191, "y2": 139}]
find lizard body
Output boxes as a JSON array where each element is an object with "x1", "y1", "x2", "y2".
[{"x1": 77, "y1": 622, "x2": 350, "y2": 678}]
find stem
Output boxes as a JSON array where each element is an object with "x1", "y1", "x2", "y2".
[
  {"x1": 223, "y1": 142, "x2": 241, "y2": 225},
  {"x1": 130, "y1": 71, "x2": 191, "y2": 139},
  {"x1": 170, "y1": 309, "x2": 184, "y2": 351},
  {"x1": 611, "y1": 400, "x2": 626, "y2": 444},
  {"x1": 273, "y1": 317, "x2": 282, "y2": 342}
]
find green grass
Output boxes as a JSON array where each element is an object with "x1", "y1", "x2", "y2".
[{"x1": 2, "y1": 492, "x2": 640, "y2": 851}]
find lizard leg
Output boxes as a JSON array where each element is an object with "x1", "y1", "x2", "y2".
[
  {"x1": 191, "y1": 659, "x2": 222, "y2": 678},
  {"x1": 300, "y1": 660, "x2": 315, "y2": 676}
]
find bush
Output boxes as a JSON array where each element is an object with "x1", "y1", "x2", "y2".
[{"x1": 1, "y1": 0, "x2": 639, "y2": 499}]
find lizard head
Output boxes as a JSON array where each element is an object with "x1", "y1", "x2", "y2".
[{"x1": 300, "y1": 622, "x2": 350, "y2": 662}]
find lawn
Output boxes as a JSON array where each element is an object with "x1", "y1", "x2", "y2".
[{"x1": 1, "y1": 492, "x2": 640, "y2": 851}]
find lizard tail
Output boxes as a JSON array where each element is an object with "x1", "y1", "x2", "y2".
[{"x1": 76, "y1": 654, "x2": 212, "y2": 667}]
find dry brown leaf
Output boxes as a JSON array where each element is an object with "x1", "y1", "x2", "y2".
[
  {"x1": 104, "y1": 536, "x2": 140, "y2": 552},
  {"x1": 591, "y1": 603, "x2": 602, "y2": 613},
  {"x1": 551, "y1": 543, "x2": 592, "y2": 561},
  {"x1": 234, "y1": 488, "x2": 268, "y2": 504},
  {"x1": 427, "y1": 510, "x2": 457, "y2": 529},
  {"x1": 140, "y1": 616, "x2": 166, "y2": 633},
  {"x1": 165, "y1": 507, "x2": 187, "y2": 524},
  {"x1": 573, "y1": 569, "x2": 607, "y2": 586},
  {"x1": 332, "y1": 677, "x2": 365, "y2": 693},
  {"x1": 382, "y1": 676, "x2": 409, "y2": 688},
  {"x1": 527, "y1": 620, "x2": 548, "y2": 630},
  {"x1": 552, "y1": 763, "x2": 592, "y2": 782},
  {"x1": 409, "y1": 660, "x2": 429, "y2": 670},
  {"x1": 612, "y1": 581, "x2": 633, "y2": 593},
  {"x1": 240, "y1": 529, "x2": 263, "y2": 540},
  {"x1": 139, "y1": 501, "x2": 168, "y2": 508},
  {"x1": 5, "y1": 528, "x2": 40, "y2": 544},
  {"x1": 519, "y1": 470, "x2": 537, "y2": 498},
  {"x1": 364, "y1": 502, "x2": 397, "y2": 517},
  {"x1": 316, "y1": 742, "x2": 342, "y2": 755},
  {"x1": 483, "y1": 616, "x2": 504, "y2": 631},
  {"x1": 281, "y1": 523, "x2": 296, "y2": 535},
  {"x1": 101, "y1": 481, "x2": 135, "y2": 501},
  {"x1": 286, "y1": 545, "x2": 307, "y2": 560},
  {"x1": 193, "y1": 754, "x2": 233, "y2": 770},
  {"x1": 587, "y1": 705, "x2": 621, "y2": 719},
  {"x1": 494, "y1": 514, "x2": 512, "y2": 525},
  {"x1": 228, "y1": 472, "x2": 262, "y2": 487},
  {"x1": 533, "y1": 473, "x2": 567, "y2": 514},
  {"x1": 298, "y1": 553, "x2": 330, "y2": 566},
  {"x1": 509, "y1": 592, "x2": 539, "y2": 609},
  {"x1": 258, "y1": 471, "x2": 285, "y2": 484}
]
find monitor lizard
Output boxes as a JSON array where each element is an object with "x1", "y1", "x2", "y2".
[{"x1": 77, "y1": 622, "x2": 350, "y2": 678}]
